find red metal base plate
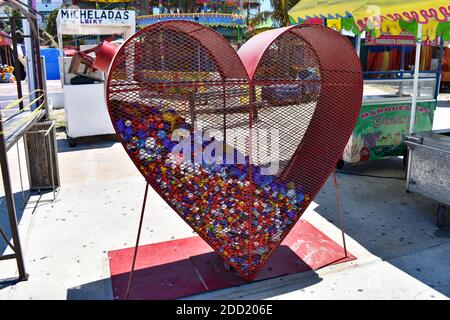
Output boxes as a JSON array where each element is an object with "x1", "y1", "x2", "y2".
[{"x1": 108, "y1": 220, "x2": 355, "y2": 300}]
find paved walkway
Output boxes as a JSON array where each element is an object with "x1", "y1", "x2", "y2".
[
  {"x1": 0, "y1": 136, "x2": 448, "y2": 300},
  {"x1": 0, "y1": 81, "x2": 449, "y2": 300}
]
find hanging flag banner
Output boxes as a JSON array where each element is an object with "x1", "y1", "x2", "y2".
[
  {"x1": 366, "y1": 30, "x2": 440, "y2": 47},
  {"x1": 59, "y1": 9, "x2": 133, "y2": 25},
  {"x1": 57, "y1": 9, "x2": 136, "y2": 36}
]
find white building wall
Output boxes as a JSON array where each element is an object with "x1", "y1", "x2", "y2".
[{"x1": 36, "y1": 0, "x2": 63, "y2": 27}]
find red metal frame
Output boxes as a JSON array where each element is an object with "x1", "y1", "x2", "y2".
[{"x1": 105, "y1": 21, "x2": 363, "y2": 281}]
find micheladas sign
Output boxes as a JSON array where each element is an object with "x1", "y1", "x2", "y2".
[{"x1": 59, "y1": 9, "x2": 133, "y2": 25}]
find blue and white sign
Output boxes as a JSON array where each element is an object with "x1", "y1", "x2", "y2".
[{"x1": 57, "y1": 9, "x2": 136, "y2": 36}]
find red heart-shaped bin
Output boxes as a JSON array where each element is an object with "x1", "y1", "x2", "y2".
[{"x1": 105, "y1": 21, "x2": 363, "y2": 281}]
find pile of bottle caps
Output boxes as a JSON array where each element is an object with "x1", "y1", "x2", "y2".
[{"x1": 113, "y1": 103, "x2": 309, "y2": 276}]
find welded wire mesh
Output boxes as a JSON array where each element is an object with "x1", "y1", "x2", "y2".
[{"x1": 106, "y1": 21, "x2": 363, "y2": 280}]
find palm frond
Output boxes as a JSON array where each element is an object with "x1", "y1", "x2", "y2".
[
  {"x1": 264, "y1": 0, "x2": 301, "y2": 27},
  {"x1": 248, "y1": 11, "x2": 274, "y2": 28}
]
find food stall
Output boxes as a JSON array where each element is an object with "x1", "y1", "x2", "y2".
[
  {"x1": 289, "y1": 0, "x2": 448, "y2": 166},
  {"x1": 135, "y1": 0, "x2": 260, "y2": 44},
  {"x1": 137, "y1": 13, "x2": 246, "y2": 43},
  {"x1": 0, "y1": 31, "x2": 16, "y2": 83},
  {"x1": 56, "y1": 8, "x2": 135, "y2": 146},
  {"x1": 404, "y1": 130, "x2": 450, "y2": 227}
]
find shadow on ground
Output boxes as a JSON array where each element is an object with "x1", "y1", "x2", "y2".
[
  {"x1": 67, "y1": 248, "x2": 323, "y2": 300},
  {"x1": 57, "y1": 134, "x2": 118, "y2": 153},
  {"x1": 314, "y1": 157, "x2": 450, "y2": 297},
  {"x1": 0, "y1": 192, "x2": 27, "y2": 254},
  {"x1": 67, "y1": 278, "x2": 113, "y2": 300}
]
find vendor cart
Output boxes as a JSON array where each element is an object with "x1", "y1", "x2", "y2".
[
  {"x1": 343, "y1": 77, "x2": 438, "y2": 166},
  {"x1": 56, "y1": 8, "x2": 135, "y2": 146},
  {"x1": 404, "y1": 131, "x2": 450, "y2": 228},
  {"x1": 288, "y1": 0, "x2": 448, "y2": 167},
  {"x1": 289, "y1": 0, "x2": 450, "y2": 227}
]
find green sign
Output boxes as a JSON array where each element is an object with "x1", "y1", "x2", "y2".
[{"x1": 344, "y1": 100, "x2": 436, "y2": 163}]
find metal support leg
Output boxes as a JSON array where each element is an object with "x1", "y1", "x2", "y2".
[
  {"x1": 10, "y1": 17, "x2": 23, "y2": 110},
  {"x1": 16, "y1": 142, "x2": 26, "y2": 206},
  {"x1": 0, "y1": 115, "x2": 28, "y2": 281},
  {"x1": 125, "y1": 182, "x2": 150, "y2": 300},
  {"x1": 47, "y1": 133, "x2": 56, "y2": 201},
  {"x1": 333, "y1": 171, "x2": 348, "y2": 258}
]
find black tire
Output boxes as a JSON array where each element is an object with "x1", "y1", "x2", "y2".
[
  {"x1": 336, "y1": 159, "x2": 345, "y2": 170},
  {"x1": 437, "y1": 205, "x2": 447, "y2": 229},
  {"x1": 68, "y1": 139, "x2": 77, "y2": 148}
]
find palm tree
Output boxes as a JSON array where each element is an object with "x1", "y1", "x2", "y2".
[{"x1": 249, "y1": 0, "x2": 300, "y2": 30}]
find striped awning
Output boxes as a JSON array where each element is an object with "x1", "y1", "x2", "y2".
[
  {"x1": 289, "y1": 0, "x2": 450, "y2": 29},
  {"x1": 137, "y1": 13, "x2": 246, "y2": 29}
]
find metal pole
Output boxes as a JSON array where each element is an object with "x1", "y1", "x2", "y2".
[
  {"x1": 23, "y1": 18, "x2": 36, "y2": 102},
  {"x1": 355, "y1": 35, "x2": 361, "y2": 58},
  {"x1": 40, "y1": 56, "x2": 50, "y2": 119},
  {"x1": 409, "y1": 23, "x2": 423, "y2": 134},
  {"x1": 434, "y1": 37, "x2": 444, "y2": 100},
  {"x1": 125, "y1": 182, "x2": 149, "y2": 300},
  {"x1": 31, "y1": 14, "x2": 46, "y2": 114},
  {"x1": 222, "y1": 83, "x2": 227, "y2": 145},
  {"x1": 248, "y1": 81, "x2": 255, "y2": 273},
  {"x1": 333, "y1": 171, "x2": 348, "y2": 258},
  {"x1": 57, "y1": 18, "x2": 65, "y2": 88},
  {"x1": 47, "y1": 131, "x2": 56, "y2": 201},
  {"x1": 10, "y1": 17, "x2": 24, "y2": 110},
  {"x1": 0, "y1": 113, "x2": 28, "y2": 281},
  {"x1": 16, "y1": 143, "x2": 26, "y2": 205}
]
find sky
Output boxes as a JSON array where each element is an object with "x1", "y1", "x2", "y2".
[{"x1": 261, "y1": 0, "x2": 272, "y2": 12}]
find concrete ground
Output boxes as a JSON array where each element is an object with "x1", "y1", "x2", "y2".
[
  {"x1": 0, "y1": 127, "x2": 449, "y2": 300},
  {"x1": 0, "y1": 82, "x2": 449, "y2": 299}
]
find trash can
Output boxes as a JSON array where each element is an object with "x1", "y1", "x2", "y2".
[{"x1": 24, "y1": 120, "x2": 60, "y2": 191}]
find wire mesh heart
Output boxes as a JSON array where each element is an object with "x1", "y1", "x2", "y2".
[{"x1": 106, "y1": 21, "x2": 363, "y2": 280}]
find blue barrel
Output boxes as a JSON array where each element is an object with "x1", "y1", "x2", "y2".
[{"x1": 40, "y1": 48, "x2": 60, "y2": 80}]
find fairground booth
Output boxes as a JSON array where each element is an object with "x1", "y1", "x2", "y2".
[
  {"x1": 136, "y1": 1, "x2": 261, "y2": 44},
  {"x1": 56, "y1": 8, "x2": 135, "y2": 146},
  {"x1": 290, "y1": 0, "x2": 450, "y2": 166}
]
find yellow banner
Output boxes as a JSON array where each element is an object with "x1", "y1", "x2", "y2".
[{"x1": 289, "y1": 0, "x2": 450, "y2": 26}]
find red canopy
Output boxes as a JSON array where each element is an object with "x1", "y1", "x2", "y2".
[{"x1": 0, "y1": 31, "x2": 12, "y2": 46}]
